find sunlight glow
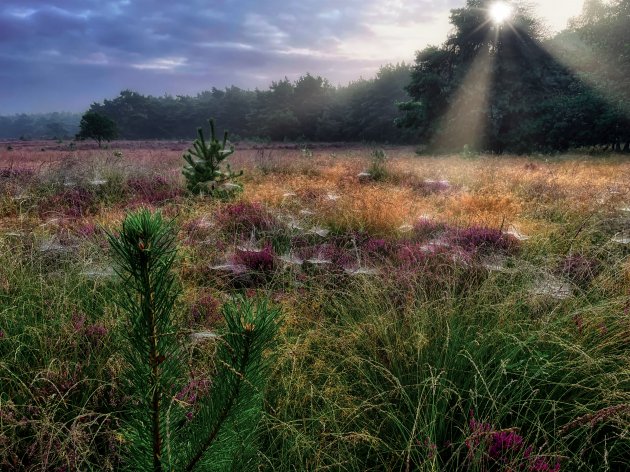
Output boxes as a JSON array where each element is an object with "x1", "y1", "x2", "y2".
[
  {"x1": 432, "y1": 42, "x2": 494, "y2": 151},
  {"x1": 489, "y1": 2, "x2": 513, "y2": 24}
]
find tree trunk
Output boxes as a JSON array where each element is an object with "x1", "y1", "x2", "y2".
[
  {"x1": 614, "y1": 140, "x2": 621, "y2": 152},
  {"x1": 623, "y1": 141, "x2": 630, "y2": 153}
]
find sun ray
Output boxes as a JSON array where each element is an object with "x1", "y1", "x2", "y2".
[
  {"x1": 543, "y1": 30, "x2": 630, "y2": 120},
  {"x1": 432, "y1": 31, "x2": 495, "y2": 151}
]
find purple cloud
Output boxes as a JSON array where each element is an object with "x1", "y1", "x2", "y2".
[{"x1": 0, "y1": 0, "x2": 462, "y2": 113}]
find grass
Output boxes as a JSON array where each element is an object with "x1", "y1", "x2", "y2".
[{"x1": 0, "y1": 141, "x2": 629, "y2": 470}]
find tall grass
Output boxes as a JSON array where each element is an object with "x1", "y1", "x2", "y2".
[
  {"x1": 0, "y1": 146, "x2": 629, "y2": 470},
  {"x1": 261, "y1": 271, "x2": 629, "y2": 471}
]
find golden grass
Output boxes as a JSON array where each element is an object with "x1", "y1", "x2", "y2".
[{"x1": 2, "y1": 143, "x2": 629, "y2": 241}]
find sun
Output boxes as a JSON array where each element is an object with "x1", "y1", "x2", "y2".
[{"x1": 489, "y1": 2, "x2": 513, "y2": 24}]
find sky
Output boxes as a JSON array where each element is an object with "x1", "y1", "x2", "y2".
[{"x1": 0, "y1": 0, "x2": 586, "y2": 115}]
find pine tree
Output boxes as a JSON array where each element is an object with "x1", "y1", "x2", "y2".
[
  {"x1": 182, "y1": 119, "x2": 243, "y2": 195},
  {"x1": 107, "y1": 209, "x2": 280, "y2": 471}
]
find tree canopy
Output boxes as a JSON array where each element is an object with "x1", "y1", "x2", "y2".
[
  {"x1": 398, "y1": 0, "x2": 630, "y2": 153},
  {"x1": 81, "y1": 65, "x2": 417, "y2": 144},
  {"x1": 76, "y1": 111, "x2": 118, "y2": 147}
]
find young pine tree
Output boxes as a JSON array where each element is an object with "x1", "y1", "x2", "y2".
[
  {"x1": 107, "y1": 209, "x2": 280, "y2": 471},
  {"x1": 182, "y1": 119, "x2": 243, "y2": 195}
]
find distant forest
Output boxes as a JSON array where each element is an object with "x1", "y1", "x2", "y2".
[
  {"x1": 0, "y1": 64, "x2": 414, "y2": 143},
  {"x1": 1, "y1": 0, "x2": 628, "y2": 153}
]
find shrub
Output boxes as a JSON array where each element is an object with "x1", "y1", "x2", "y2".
[
  {"x1": 412, "y1": 219, "x2": 449, "y2": 241},
  {"x1": 465, "y1": 412, "x2": 561, "y2": 471},
  {"x1": 0, "y1": 168, "x2": 34, "y2": 180},
  {"x1": 39, "y1": 187, "x2": 94, "y2": 218},
  {"x1": 188, "y1": 294, "x2": 222, "y2": 328},
  {"x1": 557, "y1": 254, "x2": 601, "y2": 288}
]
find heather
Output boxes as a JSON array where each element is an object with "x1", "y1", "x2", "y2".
[{"x1": 0, "y1": 142, "x2": 629, "y2": 470}]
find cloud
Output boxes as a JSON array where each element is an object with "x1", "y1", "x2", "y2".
[
  {"x1": 0, "y1": 0, "x2": 463, "y2": 113},
  {"x1": 132, "y1": 57, "x2": 188, "y2": 71}
]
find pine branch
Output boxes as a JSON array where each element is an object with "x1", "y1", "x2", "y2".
[{"x1": 184, "y1": 329, "x2": 253, "y2": 472}]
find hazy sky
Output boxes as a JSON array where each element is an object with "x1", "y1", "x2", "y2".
[{"x1": 0, "y1": 1, "x2": 585, "y2": 114}]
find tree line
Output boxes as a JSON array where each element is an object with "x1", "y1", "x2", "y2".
[
  {"x1": 85, "y1": 64, "x2": 417, "y2": 143},
  {"x1": 1, "y1": 64, "x2": 415, "y2": 144}
]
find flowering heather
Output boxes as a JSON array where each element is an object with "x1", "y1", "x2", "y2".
[
  {"x1": 76, "y1": 222, "x2": 99, "y2": 238},
  {"x1": 39, "y1": 187, "x2": 94, "y2": 218},
  {"x1": 176, "y1": 378, "x2": 211, "y2": 406},
  {"x1": 557, "y1": 254, "x2": 600, "y2": 288},
  {"x1": 85, "y1": 323, "x2": 108, "y2": 344},
  {"x1": 488, "y1": 430, "x2": 525, "y2": 460},
  {"x1": 451, "y1": 226, "x2": 519, "y2": 255},
  {"x1": 395, "y1": 242, "x2": 457, "y2": 268},
  {"x1": 573, "y1": 314, "x2": 584, "y2": 335},
  {"x1": 216, "y1": 201, "x2": 278, "y2": 235},
  {"x1": 176, "y1": 377, "x2": 212, "y2": 421},
  {"x1": 36, "y1": 364, "x2": 83, "y2": 397},
  {"x1": 126, "y1": 175, "x2": 181, "y2": 204},
  {"x1": 233, "y1": 244, "x2": 276, "y2": 273},
  {"x1": 412, "y1": 219, "x2": 449, "y2": 241},
  {"x1": 0, "y1": 168, "x2": 36, "y2": 186},
  {"x1": 294, "y1": 243, "x2": 355, "y2": 270},
  {"x1": 466, "y1": 412, "x2": 561, "y2": 471},
  {"x1": 189, "y1": 294, "x2": 222, "y2": 328},
  {"x1": 71, "y1": 313, "x2": 109, "y2": 347},
  {"x1": 362, "y1": 237, "x2": 396, "y2": 259}
]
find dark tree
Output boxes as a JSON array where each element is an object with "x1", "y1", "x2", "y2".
[
  {"x1": 76, "y1": 111, "x2": 117, "y2": 147},
  {"x1": 398, "y1": 0, "x2": 576, "y2": 153}
]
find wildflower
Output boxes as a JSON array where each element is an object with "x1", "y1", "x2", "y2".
[
  {"x1": 216, "y1": 201, "x2": 277, "y2": 234},
  {"x1": 233, "y1": 244, "x2": 275, "y2": 273},
  {"x1": 488, "y1": 430, "x2": 524, "y2": 461},
  {"x1": 453, "y1": 226, "x2": 519, "y2": 254}
]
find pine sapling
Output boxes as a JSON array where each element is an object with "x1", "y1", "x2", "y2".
[
  {"x1": 182, "y1": 119, "x2": 243, "y2": 195},
  {"x1": 107, "y1": 209, "x2": 280, "y2": 471}
]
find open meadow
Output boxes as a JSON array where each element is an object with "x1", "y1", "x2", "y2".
[{"x1": 0, "y1": 141, "x2": 628, "y2": 470}]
